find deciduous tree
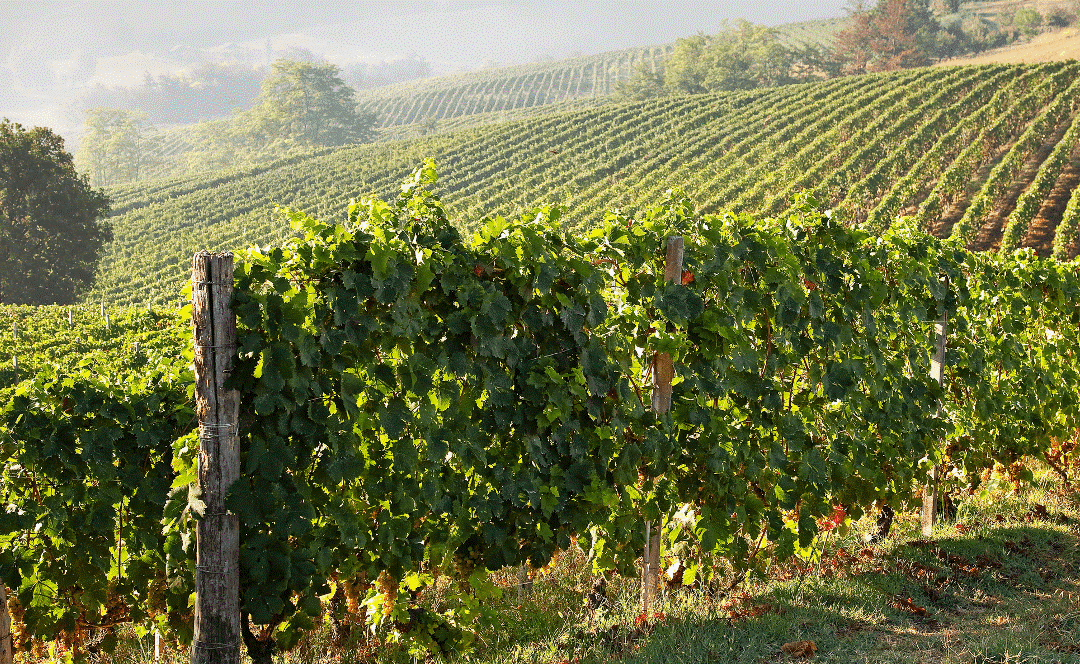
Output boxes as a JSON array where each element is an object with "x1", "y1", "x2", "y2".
[
  {"x1": 75, "y1": 108, "x2": 162, "y2": 187},
  {"x1": 665, "y1": 22, "x2": 795, "y2": 95},
  {"x1": 249, "y1": 59, "x2": 376, "y2": 148},
  {"x1": 834, "y1": 0, "x2": 942, "y2": 73},
  {"x1": 0, "y1": 119, "x2": 111, "y2": 304}
]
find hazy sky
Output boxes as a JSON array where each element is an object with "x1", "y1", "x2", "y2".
[{"x1": 0, "y1": 0, "x2": 850, "y2": 135}]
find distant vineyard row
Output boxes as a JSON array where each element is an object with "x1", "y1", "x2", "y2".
[
  {"x1": 354, "y1": 45, "x2": 672, "y2": 130},
  {"x1": 90, "y1": 62, "x2": 1080, "y2": 308}
]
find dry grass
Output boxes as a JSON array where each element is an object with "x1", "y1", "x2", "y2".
[{"x1": 940, "y1": 26, "x2": 1080, "y2": 65}]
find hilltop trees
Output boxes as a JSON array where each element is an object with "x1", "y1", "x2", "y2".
[
  {"x1": 833, "y1": 0, "x2": 944, "y2": 73},
  {"x1": 185, "y1": 58, "x2": 378, "y2": 173},
  {"x1": 0, "y1": 120, "x2": 111, "y2": 304},
  {"x1": 666, "y1": 22, "x2": 795, "y2": 93},
  {"x1": 250, "y1": 59, "x2": 377, "y2": 149},
  {"x1": 75, "y1": 108, "x2": 162, "y2": 187},
  {"x1": 617, "y1": 20, "x2": 813, "y2": 100}
]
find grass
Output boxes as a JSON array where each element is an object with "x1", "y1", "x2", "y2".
[{"x1": 81, "y1": 465, "x2": 1080, "y2": 664}]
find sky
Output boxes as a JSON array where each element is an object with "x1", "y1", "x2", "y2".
[{"x1": 0, "y1": 0, "x2": 851, "y2": 137}]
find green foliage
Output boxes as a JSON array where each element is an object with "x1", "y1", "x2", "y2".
[
  {"x1": 225, "y1": 159, "x2": 640, "y2": 652},
  {"x1": 1014, "y1": 8, "x2": 1044, "y2": 38},
  {"x1": 664, "y1": 22, "x2": 797, "y2": 95},
  {"x1": 201, "y1": 164, "x2": 1080, "y2": 655},
  {"x1": 179, "y1": 59, "x2": 377, "y2": 176},
  {"x1": 252, "y1": 59, "x2": 376, "y2": 148},
  {"x1": 75, "y1": 108, "x2": 163, "y2": 187},
  {"x1": 8, "y1": 136, "x2": 1080, "y2": 658},
  {"x1": 0, "y1": 119, "x2": 112, "y2": 305},
  {"x1": 0, "y1": 305, "x2": 194, "y2": 656}
]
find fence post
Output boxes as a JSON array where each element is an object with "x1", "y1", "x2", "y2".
[
  {"x1": 642, "y1": 236, "x2": 683, "y2": 614},
  {"x1": 921, "y1": 295, "x2": 948, "y2": 537},
  {"x1": 190, "y1": 252, "x2": 241, "y2": 664},
  {"x1": 1, "y1": 583, "x2": 11, "y2": 664}
]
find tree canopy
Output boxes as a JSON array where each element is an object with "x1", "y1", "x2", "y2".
[
  {"x1": 833, "y1": 0, "x2": 943, "y2": 73},
  {"x1": 666, "y1": 22, "x2": 795, "y2": 94},
  {"x1": 250, "y1": 59, "x2": 376, "y2": 149},
  {"x1": 617, "y1": 21, "x2": 811, "y2": 101},
  {"x1": 75, "y1": 108, "x2": 162, "y2": 187},
  {"x1": 0, "y1": 119, "x2": 111, "y2": 304},
  {"x1": 183, "y1": 59, "x2": 379, "y2": 173}
]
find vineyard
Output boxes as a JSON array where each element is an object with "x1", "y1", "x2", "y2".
[
  {"x1": 353, "y1": 46, "x2": 671, "y2": 131},
  {"x1": 139, "y1": 15, "x2": 853, "y2": 183},
  {"x1": 89, "y1": 62, "x2": 1080, "y2": 310},
  {"x1": 2, "y1": 161, "x2": 1080, "y2": 662}
]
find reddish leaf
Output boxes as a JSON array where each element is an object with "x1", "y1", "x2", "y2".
[{"x1": 781, "y1": 640, "x2": 817, "y2": 657}]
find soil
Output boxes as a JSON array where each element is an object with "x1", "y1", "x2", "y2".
[
  {"x1": 1021, "y1": 154, "x2": 1080, "y2": 257},
  {"x1": 940, "y1": 25, "x2": 1080, "y2": 67}
]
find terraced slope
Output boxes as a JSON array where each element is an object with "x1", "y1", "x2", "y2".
[
  {"x1": 355, "y1": 46, "x2": 670, "y2": 130},
  {"x1": 360, "y1": 17, "x2": 850, "y2": 134},
  {"x1": 141, "y1": 17, "x2": 853, "y2": 179},
  {"x1": 90, "y1": 63, "x2": 1080, "y2": 308}
]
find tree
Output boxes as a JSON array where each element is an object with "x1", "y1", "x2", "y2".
[
  {"x1": 1013, "y1": 8, "x2": 1043, "y2": 38},
  {"x1": 663, "y1": 22, "x2": 797, "y2": 96},
  {"x1": 75, "y1": 108, "x2": 162, "y2": 186},
  {"x1": 248, "y1": 59, "x2": 376, "y2": 149},
  {"x1": 615, "y1": 60, "x2": 666, "y2": 101},
  {"x1": 833, "y1": 0, "x2": 941, "y2": 73},
  {"x1": 0, "y1": 119, "x2": 111, "y2": 304}
]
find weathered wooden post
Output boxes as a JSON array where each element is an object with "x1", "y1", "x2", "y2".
[
  {"x1": 1, "y1": 583, "x2": 12, "y2": 664},
  {"x1": 921, "y1": 296, "x2": 948, "y2": 537},
  {"x1": 642, "y1": 236, "x2": 683, "y2": 614},
  {"x1": 190, "y1": 252, "x2": 241, "y2": 664}
]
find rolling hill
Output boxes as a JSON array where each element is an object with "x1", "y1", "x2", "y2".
[
  {"x1": 88, "y1": 62, "x2": 1080, "y2": 309},
  {"x1": 141, "y1": 17, "x2": 853, "y2": 181}
]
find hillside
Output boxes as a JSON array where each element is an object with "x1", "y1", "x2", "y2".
[
  {"x1": 139, "y1": 17, "x2": 854, "y2": 182},
  {"x1": 89, "y1": 62, "x2": 1080, "y2": 308},
  {"x1": 941, "y1": 25, "x2": 1080, "y2": 64},
  {"x1": 354, "y1": 46, "x2": 671, "y2": 131}
]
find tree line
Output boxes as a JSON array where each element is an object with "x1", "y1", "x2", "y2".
[{"x1": 617, "y1": 0, "x2": 1073, "y2": 99}]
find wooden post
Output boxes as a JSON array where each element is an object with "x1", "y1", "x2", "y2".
[
  {"x1": 921, "y1": 299, "x2": 948, "y2": 537},
  {"x1": 190, "y1": 252, "x2": 241, "y2": 664},
  {"x1": 1, "y1": 583, "x2": 11, "y2": 664},
  {"x1": 642, "y1": 236, "x2": 683, "y2": 614}
]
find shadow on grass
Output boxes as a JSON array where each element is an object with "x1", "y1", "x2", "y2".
[{"x1": 584, "y1": 522, "x2": 1080, "y2": 664}]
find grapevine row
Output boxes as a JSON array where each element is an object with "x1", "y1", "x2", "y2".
[{"x1": 6, "y1": 166, "x2": 1080, "y2": 660}]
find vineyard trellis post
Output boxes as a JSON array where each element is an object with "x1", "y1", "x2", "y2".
[
  {"x1": 1, "y1": 583, "x2": 11, "y2": 664},
  {"x1": 921, "y1": 294, "x2": 948, "y2": 537},
  {"x1": 642, "y1": 236, "x2": 683, "y2": 614},
  {"x1": 190, "y1": 252, "x2": 241, "y2": 664}
]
